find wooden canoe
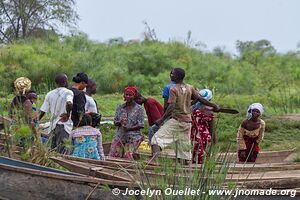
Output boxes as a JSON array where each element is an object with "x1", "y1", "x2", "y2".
[
  {"x1": 0, "y1": 156, "x2": 133, "y2": 200},
  {"x1": 53, "y1": 156, "x2": 300, "y2": 185},
  {"x1": 50, "y1": 157, "x2": 135, "y2": 182},
  {"x1": 103, "y1": 142, "x2": 297, "y2": 164},
  {"x1": 58, "y1": 154, "x2": 300, "y2": 174}
]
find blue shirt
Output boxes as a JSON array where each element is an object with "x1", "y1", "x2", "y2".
[{"x1": 162, "y1": 81, "x2": 176, "y2": 100}]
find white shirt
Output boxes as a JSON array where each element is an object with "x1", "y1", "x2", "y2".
[
  {"x1": 85, "y1": 94, "x2": 98, "y2": 113},
  {"x1": 40, "y1": 87, "x2": 74, "y2": 134}
]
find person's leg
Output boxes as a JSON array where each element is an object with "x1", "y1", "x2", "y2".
[
  {"x1": 124, "y1": 135, "x2": 143, "y2": 160},
  {"x1": 109, "y1": 137, "x2": 124, "y2": 158},
  {"x1": 238, "y1": 150, "x2": 247, "y2": 162},
  {"x1": 148, "y1": 124, "x2": 159, "y2": 144},
  {"x1": 248, "y1": 143, "x2": 259, "y2": 162},
  {"x1": 176, "y1": 121, "x2": 192, "y2": 164},
  {"x1": 150, "y1": 119, "x2": 183, "y2": 164},
  {"x1": 54, "y1": 124, "x2": 69, "y2": 154}
]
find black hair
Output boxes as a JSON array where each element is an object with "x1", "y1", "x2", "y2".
[
  {"x1": 173, "y1": 68, "x2": 185, "y2": 80},
  {"x1": 86, "y1": 79, "x2": 96, "y2": 93},
  {"x1": 55, "y1": 73, "x2": 68, "y2": 86},
  {"x1": 78, "y1": 114, "x2": 92, "y2": 127},
  {"x1": 73, "y1": 72, "x2": 88, "y2": 84}
]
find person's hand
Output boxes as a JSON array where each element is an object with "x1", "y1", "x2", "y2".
[
  {"x1": 213, "y1": 104, "x2": 220, "y2": 112},
  {"x1": 122, "y1": 125, "x2": 129, "y2": 132},
  {"x1": 120, "y1": 118, "x2": 128, "y2": 126},
  {"x1": 239, "y1": 150, "x2": 246, "y2": 158},
  {"x1": 155, "y1": 118, "x2": 164, "y2": 127},
  {"x1": 59, "y1": 113, "x2": 70, "y2": 122},
  {"x1": 114, "y1": 120, "x2": 121, "y2": 126}
]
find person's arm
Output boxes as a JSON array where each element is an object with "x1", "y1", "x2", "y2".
[
  {"x1": 60, "y1": 91, "x2": 74, "y2": 122},
  {"x1": 23, "y1": 100, "x2": 32, "y2": 119},
  {"x1": 97, "y1": 132, "x2": 105, "y2": 160},
  {"x1": 156, "y1": 88, "x2": 176, "y2": 126},
  {"x1": 257, "y1": 120, "x2": 265, "y2": 144},
  {"x1": 162, "y1": 86, "x2": 170, "y2": 111},
  {"x1": 208, "y1": 118, "x2": 216, "y2": 144},
  {"x1": 66, "y1": 101, "x2": 73, "y2": 117},
  {"x1": 148, "y1": 103, "x2": 163, "y2": 124},
  {"x1": 39, "y1": 93, "x2": 50, "y2": 121},
  {"x1": 113, "y1": 105, "x2": 122, "y2": 126},
  {"x1": 237, "y1": 124, "x2": 247, "y2": 150},
  {"x1": 163, "y1": 99, "x2": 169, "y2": 112},
  {"x1": 39, "y1": 111, "x2": 46, "y2": 121}
]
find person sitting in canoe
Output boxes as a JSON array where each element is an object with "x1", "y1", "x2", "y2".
[
  {"x1": 109, "y1": 86, "x2": 144, "y2": 160},
  {"x1": 237, "y1": 103, "x2": 265, "y2": 163},
  {"x1": 70, "y1": 114, "x2": 105, "y2": 160},
  {"x1": 191, "y1": 89, "x2": 215, "y2": 164}
]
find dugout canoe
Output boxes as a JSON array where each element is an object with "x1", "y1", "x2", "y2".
[
  {"x1": 103, "y1": 142, "x2": 296, "y2": 164},
  {"x1": 0, "y1": 156, "x2": 133, "y2": 200},
  {"x1": 57, "y1": 155, "x2": 300, "y2": 174},
  {"x1": 53, "y1": 156, "x2": 300, "y2": 186}
]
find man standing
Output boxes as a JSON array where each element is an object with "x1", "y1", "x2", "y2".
[
  {"x1": 39, "y1": 73, "x2": 73, "y2": 153},
  {"x1": 70, "y1": 72, "x2": 88, "y2": 127},
  {"x1": 150, "y1": 68, "x2": 219, "y2": 164},
  {"x1": 135, "y1": 93, "x2": 164, "y2": 143}
]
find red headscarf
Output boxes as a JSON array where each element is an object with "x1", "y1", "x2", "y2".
[{"x1": 124, "y1": 86, "x2": 138, "y2": 97}]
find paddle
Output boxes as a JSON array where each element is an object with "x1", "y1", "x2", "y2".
[
  {"x1": 206, "y1": 107, "x2": 239, "y2": 114},
  {"x1": 217, "y1": 108, "x2": 239, "y2": 114}
]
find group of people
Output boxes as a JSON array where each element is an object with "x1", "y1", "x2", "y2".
[
  {"x1": 9, "y1": 67, "x2": 265, "y2": 164},
  {"x1": 9, "y1": 73, "x2": 104, "y2": 160}
]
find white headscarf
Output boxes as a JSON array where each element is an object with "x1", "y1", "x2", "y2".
[
  {"x1": 247, "y1": 103, "x2": 264, "y2": 119},
  {"x1": 199, "y1": 89, "x2": 213, "y2": 101}
]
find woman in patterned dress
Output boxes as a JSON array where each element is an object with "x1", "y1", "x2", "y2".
[
  {"x1": 191, "y1": 89, "x2": 214, "y2": 164},
  {"x1": 109, "y1": 86, "x2": 144, "y2": 160}
]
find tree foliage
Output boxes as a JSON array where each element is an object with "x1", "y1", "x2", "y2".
[{"x1": 0, "y1": 0, "x2": 78, "y2": 42}]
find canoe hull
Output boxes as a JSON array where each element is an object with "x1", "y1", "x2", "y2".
[{"x1": 0, "y1": 157, "x2": 128, "y2": 200}]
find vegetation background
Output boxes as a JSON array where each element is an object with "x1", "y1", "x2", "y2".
[{"x1": 0, "y1": 34, "x2": 300, "y2": 153}]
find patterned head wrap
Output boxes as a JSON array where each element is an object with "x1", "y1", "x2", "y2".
[
  {"x1": 124, "y1": 86, "x2": 138, "y2": 97},
  {"x1": 194, "y1": 88, "x2": 213, "y2": 110},
  {"x1": 199, "y1": 89, "x2": 213, "y2": 101},
  {"x1": 247, "y1": 103, "x2": 264, "y2": 119},
  {"x1": 14, "y1": 77, "x2": 31, "y2": 95}
]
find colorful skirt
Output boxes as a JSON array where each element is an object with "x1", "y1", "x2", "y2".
[
  {"x1": 72, "y1": 135, "x2": 101, "y2": 160},
  {"x1": 238, "y1": 135, "x2": 260, "y2": 163}
]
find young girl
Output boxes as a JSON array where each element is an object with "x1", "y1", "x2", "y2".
[
  {"x1": 70, "y1": 114, "x2": 105, "y2": 160},
  {"x1": 237, "y1": 103, "x2": 265, "y2": 162}
]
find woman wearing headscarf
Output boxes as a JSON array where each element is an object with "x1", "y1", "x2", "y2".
[
  {"x1": 237, "y1": 103, "x2": 265, "y2": 163},
  {"x1": 191, "y1": 89, "x2": 215, "y2": 164},
  {"x1": 9, "y1": 77, "x2": 34, "y2": 123},
  {"x1": 109, "y1": 86, "x2": 144, "y2": 160}
]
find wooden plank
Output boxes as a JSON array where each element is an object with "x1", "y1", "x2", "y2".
[
  {"x1": 60, "y1": 155, "x2": 158, "y2": 170},
  {"x1": 239, "y1": 178, "x2": 300, "y2": 189},
  {"x1": 51, "y1": 157, "x2": 134, "y2": 182}
]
